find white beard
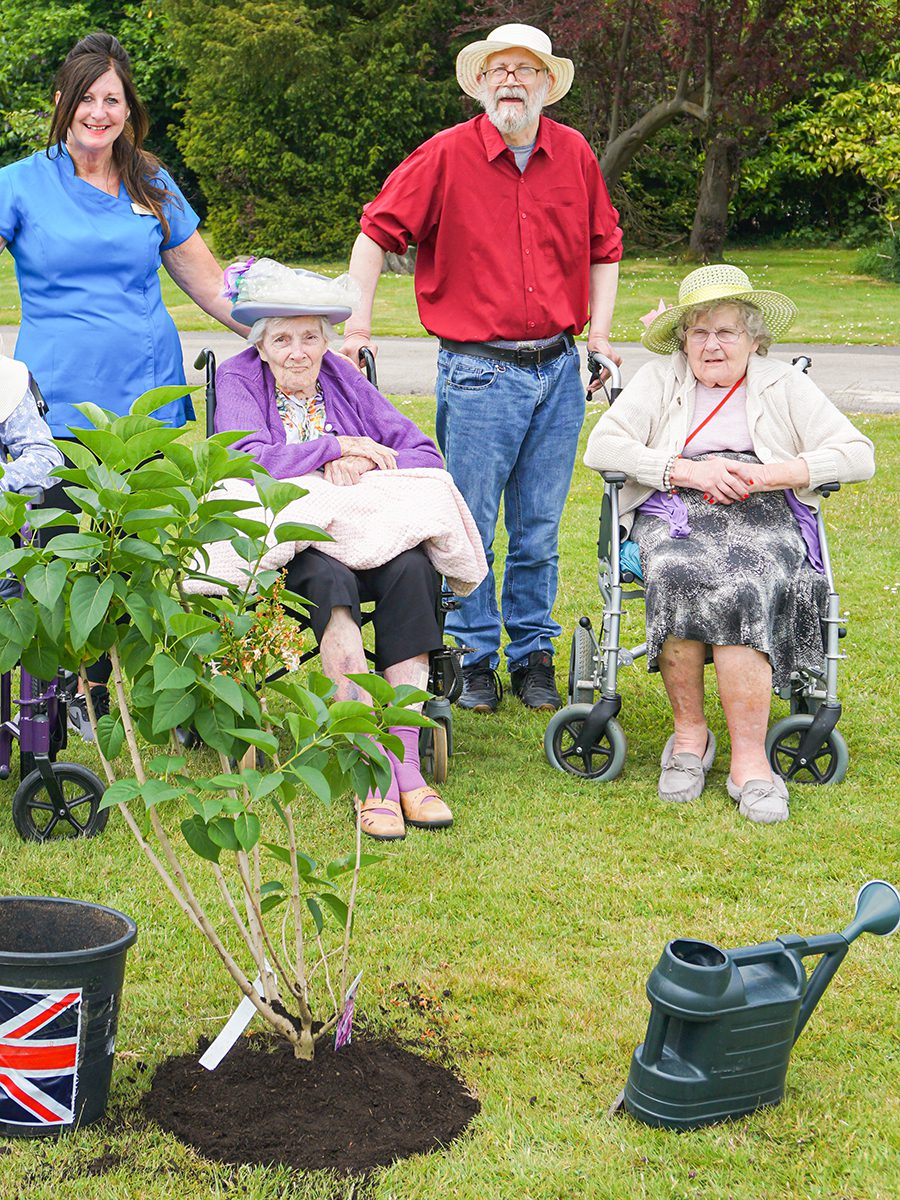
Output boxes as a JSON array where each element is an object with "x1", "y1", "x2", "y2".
[{"x1": 478, "y1": 79, "x2": 550, "y2": 136}]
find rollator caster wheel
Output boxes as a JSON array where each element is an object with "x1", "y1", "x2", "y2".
[
  {"x1": 419, "y1": 719, "x2": 450, "y2": 784},
  {"x1": 766, "y1": 714, "x2": 849, "y2": 785},
  {"x1": 12, "y1": 763, "x2": 109, "y2": 842},
  {"x1": 544, "y1": 704, "x2": 626, "y2": 782},
  {"x1": 568, "y1": 624, "x2": 596, "y2": 705}
]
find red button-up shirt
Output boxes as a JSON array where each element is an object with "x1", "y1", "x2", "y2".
[{"x1": 360, "y1": 114, "x2": 622, "y2": 343}]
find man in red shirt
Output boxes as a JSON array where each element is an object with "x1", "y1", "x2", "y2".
[{"x1": 341, "y1": 23, "x2": 623, "y2": 713}]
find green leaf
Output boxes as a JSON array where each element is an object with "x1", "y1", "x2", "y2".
[
  {"x1": 317, "y1": 893, "x2": 349, "y2": 929},
  {"x1": 380, "y1": 707, "x2": 435, "y2": 728},
  {"x1": 122, "y1": 592, "x2": 156, "y2": 643},
  {"x1": 272, "y1": 521, "x2": 332, "y2": 544},
  {"x1": 205, "y1": 673, "x2": 246, "y2": 714},
  {"x1": 263, "y1": 841, "x2": 292, "y2": 866},
  {"x1": 147, "y1": 754, "x2": 188, "y2": 774},
  {"x1": 254, "y1": 475, "x2": 308, "y2": 515},
  {"x1": 327, "y1": 851, "x2": 385, "y2": 878},
  {"x1": 23, "y1": 560, "x2": 68, "y2": 610},
  {"x1": 260, "y1": 893, "x2": 289, "y2": 915},
  {"x1": 181, "y1": 815, "x2": 221, "y2": 862},
  {"x1": 50, "y1": 532, "x2": 105, "y2": 562},
  {"x1": 194, "y1": 703, "x2": 238, "y2": 755},
  {"x1": 140, "y1": 779, "x2": 183, "y2": 808},
  {"x1": 208, "y1": 817, "x2": 240, "y2": 851},
  {"x1": 224, "y1": 727, "x2": 279, "y2": 755},
  {"x1": 248, "y1": 772, "x2": 285, "y2": 801},
  {"x1": 305, "y1": 897, "x2": 324, "y2": 936},
  {"x1": 130, "y1": 384, "x2": 199, "y2": 418},
  {"x1": 60, "y1": 440, "x2": 100, "y2": 470},
  {"x1": 98, "y1": 778, "x2": 141, "y2": 811},
  {"x1": 96, "y1": 715, "x2": 125, "y2": 761},
  {"x1": 153, "y1": 654, "x2": 196, "y2": 691},
  {"x1": 292, "y1": 764, "x2": 332, "y2": 805},
  {"x1": 151, "y1": 689, "x2": 198, "y2": 735},
  {"x1": 0, "y1": 597, "x2": 37, "y2": 657},
  {"x1": 21, "y1": 640, "x2": 61, "y2": 681},
  {"x1": 234, "y1": 812, "x2": 261, "y2": 851}
]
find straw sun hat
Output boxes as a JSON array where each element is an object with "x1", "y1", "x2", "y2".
[
  {"x1": 642, "y1": 264, "x2": 798, "y2": 355},
  {"x1": 455, "y1": 23, "x2": 574, "y2": 106}
]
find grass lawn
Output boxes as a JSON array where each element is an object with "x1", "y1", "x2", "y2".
[
  {"x1": 1, "y1": 246, "x2": 898, "y2": 344},
  {"x1": 0, "y1": 397, "x2": 897, "y2": 1198}
]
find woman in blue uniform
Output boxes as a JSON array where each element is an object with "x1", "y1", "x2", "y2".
[
  {"x1": 0, "y1": 30, "x2": 246, "y2": 735},
  {"x1": 0, "y1": 31, "x2": 245, "y2": 437}
]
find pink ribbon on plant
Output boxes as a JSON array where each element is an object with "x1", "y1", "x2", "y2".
[{"x1": 222, "y1": 257, "x2": 256, "y2": 301}]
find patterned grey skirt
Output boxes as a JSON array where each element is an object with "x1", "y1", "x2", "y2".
[{"x1": 631, "y1": 453, "x2": 828, "y2": 688}]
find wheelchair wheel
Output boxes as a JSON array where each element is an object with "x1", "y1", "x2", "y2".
[
  {"x1": 12, "y1": 763, "x2": 109, "y2": 842},
  {"x1": 766, "y1": 715, "x2": 849, "y2": 785},
  {"x1": 544, "y1": 704, "x2": 626, "y2": 782},
  {"x1": 568, "y1": 624, "x2": 596, "y2": 705}
]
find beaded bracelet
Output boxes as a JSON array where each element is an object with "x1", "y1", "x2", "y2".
[{"x1": 662, "y1": 453, "x2": 680, "y2": 494}]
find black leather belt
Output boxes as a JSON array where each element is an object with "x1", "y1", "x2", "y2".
[{"x1": 439, "y1": 333, "x2": 574, "y2": 367}]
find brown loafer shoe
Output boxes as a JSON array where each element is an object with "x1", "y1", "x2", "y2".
[
  {"x1": 399, "y1": 786, "x2": 453, "y2": 829},
  {"x1": 358, "y1": 795, "x2": 405, "y2": 841}
]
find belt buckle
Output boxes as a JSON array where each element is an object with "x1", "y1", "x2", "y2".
[{"x1": 515, "y1": 342, "x2": 537, "y2": 367}]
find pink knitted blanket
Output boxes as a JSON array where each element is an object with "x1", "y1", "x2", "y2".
[{"x1": 187, "y1": 468, "x2": 487, "y2": 597}]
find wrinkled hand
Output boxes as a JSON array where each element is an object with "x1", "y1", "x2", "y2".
[
  {"x1": 337, "y1": 332, "x2": 377, "y2": 370},
  {"x1": 586, "y1": 335, "x2": 622, "y2": 367},
  {"x1": 674, "y1": 455, "x2": 751, "y2": 505},
  {"x1": 324, "y1": 455, "x2": 375, "y2": 486},
  {"x1": 335, "y1": 435, "x2": 398, "y2": 472}
]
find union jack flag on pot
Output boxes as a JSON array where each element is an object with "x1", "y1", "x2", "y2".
[{"x1": 0, "y1": 985, "x2": 82, "y2": 1126}]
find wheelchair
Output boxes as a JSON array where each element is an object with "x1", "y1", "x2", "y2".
[
  {"x1": 193, "y1": 346, "x2": 464, "y2": 783},
  {"x1": 544, "y1": 353, "x2": 851, "y2": 788},
  {"x1": 0, "y1": 379, "x2": 108, "y2": 841}
]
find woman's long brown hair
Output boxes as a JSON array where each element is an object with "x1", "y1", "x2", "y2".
[{"x1": 47, "y1": 31, "x2": 180, "y2": 244}]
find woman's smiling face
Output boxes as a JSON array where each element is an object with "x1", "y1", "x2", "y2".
[
  {"x1": 258, "y1": 317, "x2": 328, "y2": 396},
  {"x1": 63, "y1": 67, "x2": 128, "y2": 159}
]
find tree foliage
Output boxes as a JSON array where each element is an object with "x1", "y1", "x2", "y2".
[
  {"x1": 168, "y1": 0, "x2": 467, "y2": 258},
  {"x1": 0, "y1": 1, "x2": 187, "y2": 177}
]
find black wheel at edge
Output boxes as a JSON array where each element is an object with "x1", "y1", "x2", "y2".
[
  {"x1": 12, "y1": 763, "x2": 109, "y2": 842},
  {"x1": 544, "y1": 704, "x2": 627, "y2": 782},
  {"x1": 766, "y1": 714, "x2": 849, "y2": 785},
  {"x1": 569, "y1": 624, "x2": 596, "y2": 705}
]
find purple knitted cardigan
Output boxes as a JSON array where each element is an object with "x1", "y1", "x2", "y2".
[{"x1": 214, "y1": 346, "x2": 443, "y2": 479}]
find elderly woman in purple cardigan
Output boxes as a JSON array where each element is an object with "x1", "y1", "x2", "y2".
[{"x1": 215, "y1": 259, "x2": 452, "y2": 842}]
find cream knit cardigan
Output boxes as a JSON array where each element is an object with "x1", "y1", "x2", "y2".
[{"x1": 583, "y1": 352, "x2": 875, "y2": 534}]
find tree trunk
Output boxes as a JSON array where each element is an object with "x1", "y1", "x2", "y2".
[
  {"x1": 383, "y1": 248, "x2": 416, "y2": 275},
  {"x1": 688, "y1": 136, "x2": 739, "y2": 262}
]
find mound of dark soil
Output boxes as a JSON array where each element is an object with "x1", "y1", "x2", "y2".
[{"x1": 143, "y1": 1034, "x2": 479, "y2": 1175}]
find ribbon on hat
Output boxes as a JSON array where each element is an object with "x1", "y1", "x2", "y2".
[
  {"x1": 639, "y1": 299, "x2": 669, "y2": 329},
  {"x1": 222, "y1": 257, "x2": 257, "y2": 301}
]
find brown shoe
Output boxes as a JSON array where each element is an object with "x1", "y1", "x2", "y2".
[
  {"x1": 359, "y1": 795, "x2": 405, "y2": 841},
  {"x1": 399, "y1": 786, "x2": 453, "y2": 829}
]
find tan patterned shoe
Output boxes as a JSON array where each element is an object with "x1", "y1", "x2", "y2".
[
  {"x1": 358, "y1": 795, "x2": 406, "y2": 841},
  {"x1": 399, "y1": 787, "x2": 453, "y2": 829}
]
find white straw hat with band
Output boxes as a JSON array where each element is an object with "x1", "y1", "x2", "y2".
[
  {"x1": 455, "y1": 23, "x2": 574, "y2": 106},
  {"x1": 642, "y1": 264, "x2": 798, "y2": 355}
]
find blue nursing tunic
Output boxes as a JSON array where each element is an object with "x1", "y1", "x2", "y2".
[{"x1": 0, "y1": 146, "x2": 199, "y2": 435}]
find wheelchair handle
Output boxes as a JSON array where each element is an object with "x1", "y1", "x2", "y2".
[
  {"x1": 359, "y1": 346, "x2": 378, "y2": 389},
  {"x1": 586, "y1": 352, "x2": 622, "y2": 403}
]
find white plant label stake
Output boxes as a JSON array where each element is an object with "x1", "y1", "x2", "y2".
[{"x1": 199, "y1": 974, "x2": 264, "y2": 1071}]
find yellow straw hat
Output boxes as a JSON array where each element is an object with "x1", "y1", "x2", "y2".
[
  {"x1": 455, "y1": 24, "x2": 574, "y2": 106},
  {"x1": 642, "y1": 264, "x2": 798, "y2": 354}
]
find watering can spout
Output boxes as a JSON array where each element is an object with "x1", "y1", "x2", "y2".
[
  {"x1": 794, "y1": 880, "x2": 899, "y2": 1043},
  {"x1": 841, "y1": 880, "x2": 900, "y2": 943}
]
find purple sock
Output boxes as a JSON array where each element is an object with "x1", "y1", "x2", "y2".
[
  {"x1": 365, "y1": 740, "x2": 399, "y2": 802},
  {"x1": 389, "y1": 726, "x2": 427, "y2": 792}
]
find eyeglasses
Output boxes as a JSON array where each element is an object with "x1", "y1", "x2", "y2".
[
  {"x1": 685, "y1": 326, "x2": 745, "y2": 345},
  {"x1": 483, "y1": 65, "x2": 547, "y2": 83}
]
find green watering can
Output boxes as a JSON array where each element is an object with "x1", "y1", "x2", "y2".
[{"x1": 623, "y1": 880, "x2": 899, "y2": 1130}]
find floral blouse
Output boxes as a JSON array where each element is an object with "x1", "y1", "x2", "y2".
[{"x1": 275, "y1": 385, "x2": 327, "y2": 444}]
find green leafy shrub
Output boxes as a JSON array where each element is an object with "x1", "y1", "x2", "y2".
[{"x1": 0, "y1": 391, "x2": 430, "y2": 1060}]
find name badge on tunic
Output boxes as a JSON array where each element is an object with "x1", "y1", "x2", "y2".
[{"x1": 131, "y1": 202, "x2": 154, "y2": 216}]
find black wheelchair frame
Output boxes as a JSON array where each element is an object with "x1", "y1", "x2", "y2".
[{"x1": 193, "y1": 346, "x2": 465, "y2": 782}]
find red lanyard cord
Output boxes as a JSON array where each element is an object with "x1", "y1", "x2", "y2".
[{"x1": 683, "y1": 374, "x2": 746, "y2": 450}]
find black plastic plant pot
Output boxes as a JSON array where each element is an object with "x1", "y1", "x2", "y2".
[{"x1": 0, "y1": 896, "x2": 137, "y2": 1136}]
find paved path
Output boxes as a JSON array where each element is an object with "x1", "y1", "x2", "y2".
[{"x1": 5, "y1": 327, "x2": 898, "y2": 412}]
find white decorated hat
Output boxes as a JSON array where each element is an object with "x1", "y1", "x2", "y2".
[
  {"x1": 226, "y1": 258, "x2": 358, "y2": 326},
  {"x1": 456, "y1": 24, "x2": 574, "y2": 106}
]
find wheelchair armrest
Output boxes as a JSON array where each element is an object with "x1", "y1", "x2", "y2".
[
  {"x1": 600, "y1": 471, "x2": 627, "y2": 485},
  {"x1": 16, "y1": 485, "x2": 45, "y2": 502},
  {"x1": 817, "y1": 482, "x2": 841, "y2": 497}
]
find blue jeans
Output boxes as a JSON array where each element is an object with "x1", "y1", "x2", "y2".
[{"x1": 435, "y1": 344, "x2": 584, "y2": 670}]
